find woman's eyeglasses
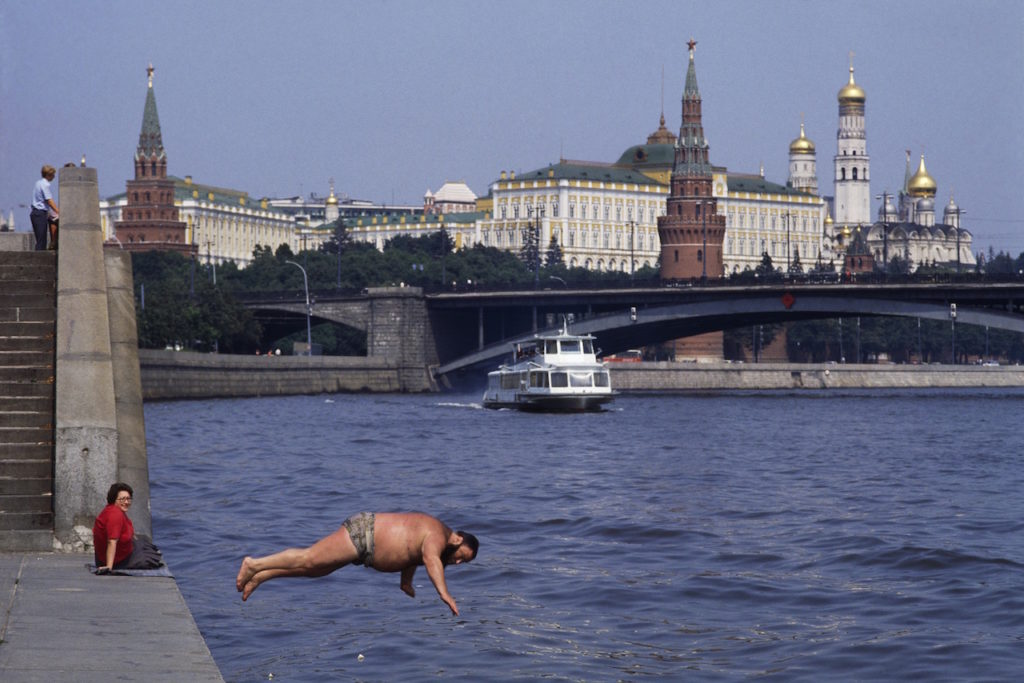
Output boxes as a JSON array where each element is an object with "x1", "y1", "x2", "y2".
[{"x1": 116, "y1": 497, "x2": 132, "y2": 503}]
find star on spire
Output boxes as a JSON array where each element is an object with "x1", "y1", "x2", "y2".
[
  {"x1": 147, "y1": 63, "x2": 154, "y2": 88},
  {"x1": 687, "y1": 38, "x2": 697, "y2": 56}
]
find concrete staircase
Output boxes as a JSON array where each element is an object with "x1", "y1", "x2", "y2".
[{"x1": 0, "y1": 250, "x2": 56, "y2": 550}]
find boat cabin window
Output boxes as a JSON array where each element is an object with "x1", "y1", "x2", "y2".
[
  {"x1": 569, "y1": 371, "x2": 592, "y2": 387},
  {"x1": 544, "y1": 340, "x2": 558, "y2": 354},
  {"x1": 560, "y1": 340, "x2": 582, "y2": 354},
  {"x1": 582, "y1": 339, "x2": 594, "y2": 354},
  {"x1": 529, "y1": 371, "x2": 549, "y2": 388},
  {"x1": 594, "y1": 371, "x2": 610, "y2": 387},
  {"x1": 501, "y1": 373, "x2": 523, "y2": 390},
  {"x1": 550, "y1": 372, "x2": 568, "y2": 388}
]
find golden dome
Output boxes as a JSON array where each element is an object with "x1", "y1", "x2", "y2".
[
  {"x1": 838, "y1": 66, "x2": 865, "y2": 104},
  {"x1": 326, "y1": 179, "x2": 339, "y2": 205},
  {"x1": 824, "y1": 212, "x2": 833, "y2": 225},
  {"x1": 907, "y1": 155, "x2": 937, "y2": 197},
  {"x1": 789, "y1": 121, "x2": 815, "y2": 154}
]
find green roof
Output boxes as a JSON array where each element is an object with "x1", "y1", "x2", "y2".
[
  {"x1": 726, "y1": 175, "x2": 805, "y2": 197},
  {"x1": 503, "y1": 161, "x2": 662, "y2": 186},
  {"x1": 614, "y1": 143, "x2": 676, "y2": 169}
]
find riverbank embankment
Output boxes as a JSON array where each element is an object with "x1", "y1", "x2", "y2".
[
  {"x1": 139, "y1": 349, "x2": 436, "y2": 400},
  {"x1": 611, "y1": 360, "x2": 1024, "y2": 390},
  {"x1": 139, "y1": 350, "x2": 1024, "y2": 400}
]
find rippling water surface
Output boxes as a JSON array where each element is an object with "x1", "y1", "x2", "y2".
[{"x1": 145, "y1": 389, "x2": 1024, "y2": 681}]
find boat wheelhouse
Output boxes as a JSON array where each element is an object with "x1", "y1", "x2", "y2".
[{"x1": 482, "y1": 323, "x2": 614, "y2": 412}]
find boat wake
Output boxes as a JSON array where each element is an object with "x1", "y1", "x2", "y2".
[{"x1": 436, "y1": 401, "x2": 485, "y2": 410}]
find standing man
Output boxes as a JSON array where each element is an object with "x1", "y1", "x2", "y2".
[
  {"x1": 236, "y1": 511, "x2": 479, "y2": 615},
  {"x1": 30, "y1": 165, "x2": 58, "y2": 251}
]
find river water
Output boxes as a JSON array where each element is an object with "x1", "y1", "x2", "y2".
[{"x1": 144, "y1": 389, "x2": 1024, "y2": 681}]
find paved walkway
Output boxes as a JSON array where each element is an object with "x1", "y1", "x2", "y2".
[{"x1": 0, "y1": 553, "x2": 223, "y2": 682}]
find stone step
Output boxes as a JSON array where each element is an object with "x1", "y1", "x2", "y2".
[
  {"x1": 0, "y1": 493, "x2": 53, "y2": 514},
  {"x1": 0, "y1": 381, "x2": 54, "y2": 398},
  {"x1": 0, "y1": 396, "x2": 51, "y2": 412},
  {"x1": 0, "y1": 366, "x2": 54, "y2": 383},
  {"x1": 0, "y1": 263, "x2": 56, "y2": 281},
  {"x1": 0, "y1": 250, "x2": 56, "y2": 265},
  {"x1": 0, "y1": 529, "x2": 53, "y2": 551},
  {"x1": 0, "y1": 427, "x2": 54, "y2": 444},
  {"x1": 0, "y1": 476, "x2": 51, "y2": 495},
  {"x1": 0, "y1": 459, "x2": 52, "y2": 478},
  {"x1": 0, "y1": 306, "x2": 55, "y2": 323},
  {"x1": 0, "y1": 292, "x2": 55, "y2": 309},
  {"x1": 0, "y1": 350, "x2": 55, "y2": 366},
  {"x1": 0, "y1": 279, "x2": 56, "y2": 296},
  {"x1": 0, "y1": 411, "x2": 53, "y2": 428},
  {"x1": 0, "y1": 443, "x2": 52, "y2": 460},
  {"x1": 0, "y1": 335, "x2": 55, "y2": 352},
  {"x1": 0, "y1": 321, "x2": 55, "y2": 337},
  {"x1": 0, "y1": 510, "x2": 54, "y2": 530}
]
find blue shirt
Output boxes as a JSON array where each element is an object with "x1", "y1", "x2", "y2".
[{"x1": 32, "y1": 177, "x2": 53, "y2": 211}]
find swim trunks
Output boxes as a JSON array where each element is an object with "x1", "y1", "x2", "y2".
[{"x1": 343, "y1": 512, "x2": 375, "y2": 567}]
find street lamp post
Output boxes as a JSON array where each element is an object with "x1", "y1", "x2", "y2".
[
  {"x1": 285, "y1": 259, "x2": 313, "y2": 356},
  {"x1": 954, "y1": 210, "x2": 966, "y2": 275},
  {"x1": 629, "y1": 221, "x2": 635, "y2": 281},
  {"x1": 785, "y1": 211, "x2": 791, "y2": 274}
]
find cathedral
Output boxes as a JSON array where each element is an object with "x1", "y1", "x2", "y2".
[{"x1": 826, "y1": 60, "x2": 975, "y2": 272}]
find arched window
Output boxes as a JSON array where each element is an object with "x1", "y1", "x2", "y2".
[
  {"x1": 852, "y1": 168, "x2": 858, "y2": 180},
  {"x1": 841, "y1": 168, "x2": 846, "y2": 180}
]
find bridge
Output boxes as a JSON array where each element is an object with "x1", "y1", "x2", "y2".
[{"x1": 242, "y1": 281, "x2": 1024, "y2": 378}]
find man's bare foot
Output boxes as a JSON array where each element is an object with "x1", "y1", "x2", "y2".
[
  {"x1": 236, "y1": 557, "x2": 257, "y2": 593},
  {"x1": 241, "y1": 574, "x2": 262, "y2": 601}
]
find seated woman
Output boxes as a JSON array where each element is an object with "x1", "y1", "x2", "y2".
[{"x1": 92, "y1": 483, "x2": 163, "y2": 573}]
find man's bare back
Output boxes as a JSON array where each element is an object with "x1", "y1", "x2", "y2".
[{"x1": 235, "y1": 511, "x2": 478, "y2": 615}]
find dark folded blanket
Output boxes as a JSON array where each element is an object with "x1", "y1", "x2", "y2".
[{"x1": 87, "y1": 563, "x2": 174, "y2": 578}]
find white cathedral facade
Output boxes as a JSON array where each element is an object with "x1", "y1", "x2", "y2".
[{"x1": 827, "y1": 60, "x2": 974, "y2": 271}]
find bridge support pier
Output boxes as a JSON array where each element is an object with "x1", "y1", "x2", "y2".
[{"x1": 367, "y1": 287, "x2": 438, "y2": 391}]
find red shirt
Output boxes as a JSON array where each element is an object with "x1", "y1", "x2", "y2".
[{"x1": 93, "y1": 504, "x2": 134, "y2": 567}]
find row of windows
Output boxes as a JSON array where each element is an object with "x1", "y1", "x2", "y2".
[
  {"x1": 839, "y1": 167, "x2": 869, "y2": 180},
  {"x1": 724, "y1": 237, "x2": 818, "y2": 258},
  {"x1": 497, "y1": 199, "x2": 664, "y2": 223},
  {"x1": 727, "y1": 213, "x2": 818, "y2": 231}
]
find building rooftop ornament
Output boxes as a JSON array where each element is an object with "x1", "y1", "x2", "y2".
[
  {"x1": 789, "y1": 118, "x2": 815, "y2": 154},
  {"x1": 907, "y1": 154, "x2": 937, "y2": 196},
  {"x1": 838, "y1": 52, "x2": 866, "y2": 104},
  {"x1": 136, "y1": 63, "x2": 165, "y2": 161}
]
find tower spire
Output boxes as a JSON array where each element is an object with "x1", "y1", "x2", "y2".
[{"x1": 136, "y1": 63, "x2": 166, "y2": 163}]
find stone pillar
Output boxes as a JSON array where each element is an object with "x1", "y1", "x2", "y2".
[
  {"x1": 105, "y1": 248, "x2": 152, "y2": 538},
  {"x1": 366, "y1": 287, "x2": 437, "y2": 391},
  {"x1": 54, "y1": 167, "x2": 119, "y2": 546}
]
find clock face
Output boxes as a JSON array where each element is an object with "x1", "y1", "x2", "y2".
[{"x1": 715, "y1": 183, "x2": 724, "y2": 195}]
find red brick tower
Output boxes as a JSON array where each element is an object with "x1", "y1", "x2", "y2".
[
  {"x1": 657, "y1": 40, "x2": 725, "y2": 359},
  {"x1": 113, "y1": 64, "x2": 193, "y2": 254},
  {"x1": 658, "y1": 39, "x2": 725, "y2": 282}
]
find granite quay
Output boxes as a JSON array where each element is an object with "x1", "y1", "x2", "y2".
[{"x1": 1, "y1": 167, "x2": 223, "y2": 681}]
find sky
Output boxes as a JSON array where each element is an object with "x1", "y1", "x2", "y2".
[{"x1": 2, "y1": 0, "x2": 1022, "y2": 255}]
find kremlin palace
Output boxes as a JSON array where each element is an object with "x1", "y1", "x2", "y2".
[{"x1": 100, "y1": 54, "x2": 973, "y2": 276}]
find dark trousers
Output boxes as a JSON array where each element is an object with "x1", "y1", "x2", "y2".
[{"x1": 30, "y1": 209, "x2": 48, "y2": 251}]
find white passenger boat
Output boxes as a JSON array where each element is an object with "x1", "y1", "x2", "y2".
[{"x1": 482, "y1": 322, "x2": 614, "y2": 412}]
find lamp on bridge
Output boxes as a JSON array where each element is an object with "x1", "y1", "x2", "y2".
[{"x1": 285, "y1": 259, "x2": 313, "y2": 356}]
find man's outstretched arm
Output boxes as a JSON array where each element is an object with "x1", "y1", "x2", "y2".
[
  {"x1": 400, "y1": 565, "x2": 416, "y2": 597},
  {"x1": 423, "y1": 554, "x2": 458, "y2": 616}
]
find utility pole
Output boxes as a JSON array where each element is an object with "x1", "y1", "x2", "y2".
[{"x1": 875, "y1": 191, "x2": 891, "y2": 277}]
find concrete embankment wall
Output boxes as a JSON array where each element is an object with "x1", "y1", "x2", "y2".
[
  {"x1": 609, "y1": 361, "x2": 1024, "y2": 391},
  {"x1": 139, "y1": 349, "x2": 434, "y2": 400},
  {"x1": 140, "y1": 353, "x2": 1024, "y2": 401}
]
